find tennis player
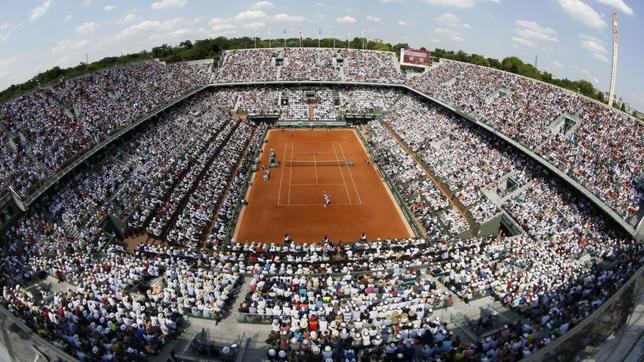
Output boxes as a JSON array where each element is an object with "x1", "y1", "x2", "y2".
[{"x1": 323, "y1": 192, "x2": 331, "y2": 207}]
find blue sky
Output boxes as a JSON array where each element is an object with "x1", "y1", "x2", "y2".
[{"x1": 1, "y1": 0, "x2": 642, "y2": 109}]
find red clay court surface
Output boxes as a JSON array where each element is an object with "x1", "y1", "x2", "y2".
[{"x1": 233, "y1": 128, "x2": 414, "y2": 243}]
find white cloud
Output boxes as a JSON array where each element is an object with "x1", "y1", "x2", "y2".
[
  {"x1": 103, "y1": 5, "x2": 116, "y2": 11},
  {"x1": 435, "y1": 12, "x2": 460, "y2": 23},
  {"x1": 579, "y1": 34, "x2": 608, "y2": 62},
  {"x1": 75, "y1": 22, "x2": 96, "y2": 34},
  {"x1": 511, "y1": 36, "x2": 537, "y2": 48},
  {"x1": 551, "y1": 60, "x2": 564, "y2": 68},
  {"x1": 242, "y1": 22, "x2": 266, "y2": 29},
  {"x1": 435, "y1": 13, "x2": 471, "y2": 29},
  {"x1": 249, "y1": 1, "x2": 274, "y2": 10},
  {"x1": 595, "y1": 0, "x2": 633, "y2": 15},
  {"x1": 150, "y1": 0, "x2": 187, "y2": 11},
  {"x1": 435, "y1": 27, "x2": 459, "y2": 36},
  {"x1": 434, "y1": 13, "x2": 470, "y2": 41},
  {"x1": 366, "y1": 16, "x2": 381, "y2": 22},
  {"x1": 336, "y1": 16, "x2": 357, "y2": 24},
  {"x1": 233, "y1": 10, "x2": 267, "y2": 21},
  {"x1": 0, "y1": 22, "x2": 22, "y2": 42},
  {"x1": 273, "y1": 13, "x2": 306, "y2": 22},
  {"x1": 51, "y1": 39, "x2": 89, "y2": 54},
  {"x1": 420, "y1": 0, "x2": 499, "y2": 8},
  {"x1": 398, "y1": 20, "x2": 408, "y2": 26},
  {"x1": 63, "y1": 14, "x2": 72, "y2": 22},
  {"x1": 514, "y1": 20, "x2": 558, "y2": 42},
  {"x1": 557, "y1": 0, "x2": 606, "y2": 28},
  {"x1": 211, "y1": 18, "x2": 236, "y2": 33},
  {"x1": 30, "y1": 0, "x2": 53, "y2": 21},
  {"x1": 164, "y1": 27, "x2": 206, "y2": 39},
  {"x1": 316, "y1": 2, "x2": 327, "y2": 6},
  {"x1": 119, "y1": 18, "x2": 186, "y2": 38},
  {"x1": 122, "y1": 11, "x2": 136, "y2": 23},
  {"x1": 581, "y1": 69, "x2": 600, "y2": 83}
]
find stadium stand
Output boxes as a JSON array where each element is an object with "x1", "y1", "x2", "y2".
[
  {"x1": 0, "y1": 49, "x2": 641, "y2": 361},
  {"x1": 214, "y1": 48, "x2": 404, "y2": 84},
  {"x1": 408, "y1": 59, "x2": 643, "y2": 225},
  {"x1": 0, "y1": 60, "x2": 211, "y2": 199}
]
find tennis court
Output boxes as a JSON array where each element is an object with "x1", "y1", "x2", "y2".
[
  {"x1": 277, "y1": 142, "x2": 361, "y2": 206},
  {"x1": 233, "y1": 128, "x2": 414, "y2": 243}
]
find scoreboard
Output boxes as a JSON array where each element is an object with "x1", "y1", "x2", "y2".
[{"x1": 400, "y1": 48, "x2": 432, "y2": 68}]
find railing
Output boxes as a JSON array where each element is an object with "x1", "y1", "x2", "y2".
[
  {"x1": 526, "y1": 264, "x2": 643, "y2": 361},
  {"x1": 0, "y1": 306, "x2": 78, "y2": 361}
]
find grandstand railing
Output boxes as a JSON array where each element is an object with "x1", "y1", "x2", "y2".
[
  {"x1": 0, "y1": 306, "x2": 78, "y2": 361},
  {"x1": 525, "y1": 264, "x2": 643, "y2": 361}
]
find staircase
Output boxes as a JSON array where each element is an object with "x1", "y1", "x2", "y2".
[{"x1": 26, "y1": 149, "x2": 54, "y2": 179}]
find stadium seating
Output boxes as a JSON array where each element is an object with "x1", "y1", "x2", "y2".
[
  {"x1": 409, "y1": 59, "x2": 642, "y2": 224},
  {"x1": 0, "y1": 60, "x2": 210, "y2": 199},
  {"x1": 0, "y1": 51, "x2": 641, "y2": 361},
  {"x1": 214, "y1": 48, "x2": 404, "y2": 84}
]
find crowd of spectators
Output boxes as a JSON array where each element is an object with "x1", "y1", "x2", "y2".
[
  {"x1": 409, "y1": 59, "x2": 642, "y2": 224},
  {"x1": 0, "y1": 70, "x2": 640, "y2": 361},
  {"x1": 214, "y1": 48, "x2": 404, "y2": 84},
  {"x1": 1, "y1": 60, "x2": 211, "y2": 199}
]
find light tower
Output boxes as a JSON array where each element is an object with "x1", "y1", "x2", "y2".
[{"x1": 608, "y1": 10, "x2": 618, "y2": 107}]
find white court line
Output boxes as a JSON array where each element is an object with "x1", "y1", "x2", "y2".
[
  {"x1": 331, "y1": 143, "x2": 353, "y2": 204},
  {"x1": 281, "y1": 203, "x2": 355, "y2": 207},
  {"x1": 292, "y1": 151, "x2": 335, "y2": 154},
  {"x1": 285, "y1": 141, "x2": 337, "y2": 144},
  {"x1": 337, "y1": 142, "x2": 362, "y2": 204},
  {"x1": 276, "y1": 142, "x2": 287, "y2": 206},
  {"x1": 287, "y1": 142, "x2": 294, "y2": 205},
  {"x1": 313, "y1": 152, "x2": 319, "y2": 184},
  {"x1": 292, "y1": 182, "x2": 345, "y2": 186}
]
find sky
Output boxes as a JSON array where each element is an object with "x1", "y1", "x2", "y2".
[{"x1": 1, "y1": 0, "x2": 642, "y2": 110}]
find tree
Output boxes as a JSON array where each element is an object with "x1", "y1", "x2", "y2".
[
  {"x1": 597, "y1": 91, "x2": 605, "y2": 103},
  {"x1": 501, "y1": 56, "x2": 524, "y2": 74},
  {"x1": 469, "y1": 54, "x2": 489, "y2": 66},
  {"x1": 392, "y1": 43, "x2": 409, "y2": 55},
  {"x1": 371, "y1": 41, "x2": 390, "y2": 51},
  {"x1": 517, "y1": 63, "x2": 541, "y2": 80},
  {"x1": 487, "y1": 58, "x2": 501, "y2": 69}
]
